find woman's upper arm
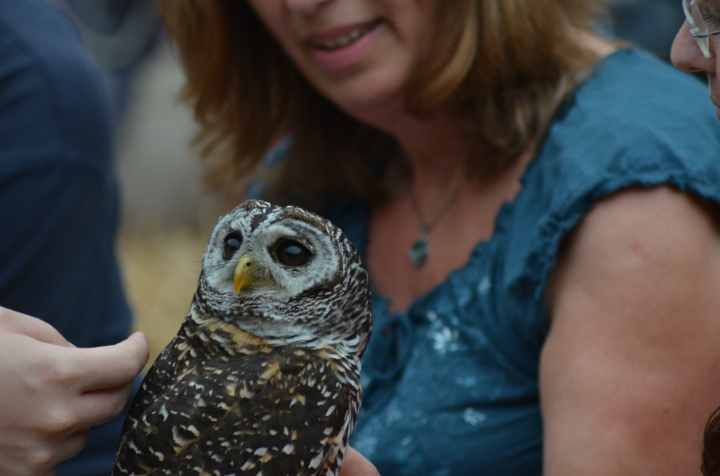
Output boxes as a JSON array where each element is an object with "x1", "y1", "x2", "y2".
[{"x1": 541, "y1": 185, "x2": 720, "y2": 475}]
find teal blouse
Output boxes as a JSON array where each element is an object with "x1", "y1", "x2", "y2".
[{"x1": 321, "y1": 50, "x2": 720, "y2": 475}]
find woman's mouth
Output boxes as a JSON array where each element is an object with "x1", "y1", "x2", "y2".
[{"x1": 307, "y1": 20, "x2": 382, "y2": 52}]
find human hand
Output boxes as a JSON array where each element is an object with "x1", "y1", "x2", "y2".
[
  {"x1": 340, "y1": 446, "x2": 380, "y2": 476},
  {"x1": 0, "y1": 307, "x2": 149, "y2": 476}
]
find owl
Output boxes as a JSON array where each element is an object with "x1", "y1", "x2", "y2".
[{"x1": 112, "y1": 200, "x2": 372, "y2": 476}]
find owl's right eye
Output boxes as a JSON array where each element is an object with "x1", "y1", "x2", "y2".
[{"x1": 223, "y1": 233, "x2": 242, "y2": 260}]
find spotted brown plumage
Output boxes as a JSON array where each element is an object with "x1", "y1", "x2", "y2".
[{"x1": 113, "y1": 200, "x2": 372, "y2": 476}]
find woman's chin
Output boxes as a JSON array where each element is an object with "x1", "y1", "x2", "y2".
[
  {"x1": 319, "y1": 73, "x2": 409, "y2": 129},
  {"x1": 335, "y1": 92, "x2": 407, "y2": 129}
]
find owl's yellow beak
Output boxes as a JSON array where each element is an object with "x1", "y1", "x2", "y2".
[
  {"x1": 234, "y1": 254, "x2": 255, "y2": 294},
  {"x1": 233, "y1": 253, "x2": 275, "y2": 293}
]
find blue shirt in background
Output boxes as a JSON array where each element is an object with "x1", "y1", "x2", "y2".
[{"x1": 0, "y1": 1, "x2": 133, "y2": 474}]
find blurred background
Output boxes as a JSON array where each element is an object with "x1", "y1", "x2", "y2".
[{"x1": 51, "y1": 0, "x2": 688, "y2": 365}]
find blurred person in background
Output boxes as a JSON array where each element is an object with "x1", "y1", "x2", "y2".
[
  {"x1": 161, "y1": 0, "x2": 720, "y2": 474},
  {"x1": 0, "y1": 1, "x2": 148, "y2": 475},
  {"x1": 672, "y1": 2, "x2": 720, "y2": 475},
  {"x1": 611, "y1": 0, "x2": 684, "y2": 61},
  {"x1": 47, "y1": 0, "x2": 163, "y2": 119}
]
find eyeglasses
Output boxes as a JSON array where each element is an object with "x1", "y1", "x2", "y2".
[{"x1": 683, "y1": 0, "x2": 720, "y2": 58}]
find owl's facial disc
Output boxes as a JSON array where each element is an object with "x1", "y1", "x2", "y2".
[{"x1": 203, "y1": 202, "x2": 344, "y2": 307}]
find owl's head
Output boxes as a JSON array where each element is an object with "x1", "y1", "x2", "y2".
[{"x1": 197, "y1": 200, "x2": 371, "y2": 354}]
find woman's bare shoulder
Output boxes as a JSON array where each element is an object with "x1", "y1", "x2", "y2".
[{"x1": 541, "y1": 184, "x2": 720, "y2": 475}]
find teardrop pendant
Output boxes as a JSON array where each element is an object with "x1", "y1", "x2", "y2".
[{"x1": 409, "y1": 234, "x2": 429, "y2": 268}]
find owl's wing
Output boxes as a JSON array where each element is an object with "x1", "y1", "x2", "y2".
[
  {"x1": 113, "y1": 317, "x2": 201, "y2": 475},
  {"x1": 198, "y1": 347, "x2": 360, "y2": 476},
  {"x1": 115, "y1": 342, "x2": 359, "y2": 476}
]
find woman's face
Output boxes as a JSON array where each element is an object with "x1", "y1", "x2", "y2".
[
  {"x1": 247, "y1": 0, "x2": 437, "y2": 126},
  {"x1": 671, "y1": 7, "x2": 720, "y2": 121}
]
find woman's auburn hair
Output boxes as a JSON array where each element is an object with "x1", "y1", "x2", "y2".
[{"x1": 161, "y1": 0, "x2": 610, "y2": 209}]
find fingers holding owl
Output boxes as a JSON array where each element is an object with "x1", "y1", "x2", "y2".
[
  {"x1": 0, "y1": 307, "x2": 148, "y2": 476},
  {"x1": 339, "y1": 447, "x2": 380, "y2": 476}
]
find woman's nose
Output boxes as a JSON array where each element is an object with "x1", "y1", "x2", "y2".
[
  {"x1": 671, "y1": 21, "x2": 716, "y2": 74},
  {"x1": 284, "y1": 0, "x2": 333, "y2": 15}
]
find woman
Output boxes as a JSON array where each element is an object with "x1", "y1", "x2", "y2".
[
  {"x1": 161, "y1": 0, "x2": 720, "y2": 474},
  {"x1": 672, "y1": 2, "x2": 720, "y2": 475}
]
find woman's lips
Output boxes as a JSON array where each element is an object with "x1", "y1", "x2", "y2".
[
  {"x1": 303, "y1": 20, "x2": 383, "y2": 72},
  {"x1": 305, "y1": 20, "x2": 382, "y2": 52}
]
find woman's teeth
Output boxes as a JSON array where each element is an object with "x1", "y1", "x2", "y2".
[{"x1": 310, "y1": 21, "x2": 379, "y2": 51}]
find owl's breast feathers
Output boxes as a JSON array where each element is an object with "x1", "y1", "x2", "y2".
[{"x1": 113, "y1": 309, "x2": 361, "y2": 476}]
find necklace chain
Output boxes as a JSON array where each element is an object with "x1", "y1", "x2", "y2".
[{"x1": 408, "y1": 178, "x2": 466, "y2": 268}]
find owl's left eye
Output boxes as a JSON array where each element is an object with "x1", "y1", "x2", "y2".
[
  {"x1": 274, "y1": 240, "x2": 311, "y2": 267},
  {"x1": 223, "y1": 233, "x2": 242, "y2": 260}
]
